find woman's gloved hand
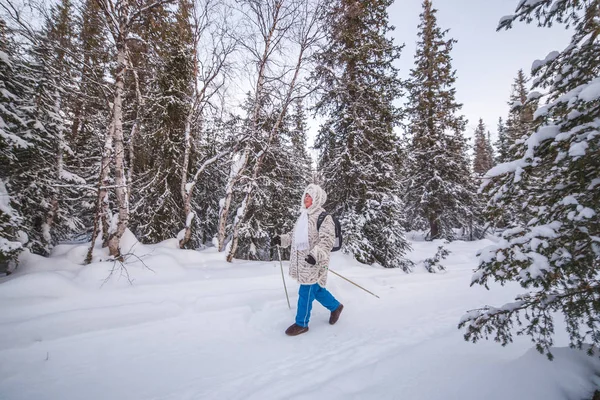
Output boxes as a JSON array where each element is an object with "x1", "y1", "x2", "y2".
[{"x1": 305, "y1": 254, "x2": 316, "y2": 265}]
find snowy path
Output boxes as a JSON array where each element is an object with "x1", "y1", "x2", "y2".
[{"x1": 1, "y1": 239, "x2": 599, "y2": 400}]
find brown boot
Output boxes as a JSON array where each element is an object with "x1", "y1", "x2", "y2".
[
  {"x1": 329, "y1": 304, "x2": 344, "y2": 325},
  {"x1": 285, "y1": 323, "x2": 309, "y2": 336}
]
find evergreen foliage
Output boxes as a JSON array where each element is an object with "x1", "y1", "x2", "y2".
[
  {"x1": 130, "y1": 1, "x2": 194, "y2": 243},
  {"x1": 461, "y1": 0, "x2": 600, "y2": 360},
  {"x1": 313, "y1": 0, "x2": 411, "y2": 269},
  {"x1": 494, "y1": 117, "x2": 509, "y2": 164},
  {"x1": 403, "y1": 0, "x2": 483, "y2": 241},
  {"x1": 473, "y1": 118, "x2": 495, "y2": 176},
  {"x1": 0, "y1": 19, "x2": 25, "y2": 266},
  {"x1": 504, "y1": 69, "x2": 536, "y2": 160}
]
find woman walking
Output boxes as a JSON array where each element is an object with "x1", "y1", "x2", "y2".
[{"x1": 273, "y1": 184, "x2": 344, "y2": 336}]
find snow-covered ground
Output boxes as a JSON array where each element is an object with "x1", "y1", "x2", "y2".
[{"x1": 1, "y1": 233, "x2": 599, "y2": 400}]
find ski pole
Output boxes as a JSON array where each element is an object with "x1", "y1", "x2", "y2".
[
  {"x1": 329, "y1": 268, "x2": 380, "y2": 299},
  {"x1": 277, "y1": 246, "x2": 291, "y2": 309}
]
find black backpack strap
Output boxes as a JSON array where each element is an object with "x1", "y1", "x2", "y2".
[{"x1": 316, "y1": 212, "x2": 328, "y2": 231}]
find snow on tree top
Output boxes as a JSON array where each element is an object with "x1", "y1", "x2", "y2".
[
  {"x1": 527, "y1": 91, "x2": 542, "y2": 101},
  {"x1": 0, "y1": 50, "x2": 10, "y2": 65},
  {"x1": 532, "y1": 51, "x2": 559, "y2": 71},
  {"x1": 568, "y1": 140, "x2": 588, "y2": 158},
  {"x1": 521, "y1": 0, "x2": 548, "y2": 8},
  {"x1": 578, "y1": 78, "x2": 600, "y2": 102},
  {"x1": 498, "y1": 15, "x2": 515, "y2": 27},
  {"x1": 60, "y1": 169, "x2": 86, "y2": 185}
]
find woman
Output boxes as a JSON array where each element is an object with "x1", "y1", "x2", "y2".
[{"x1": 273, "y1": 183, "x2": 343, "y2": 336}]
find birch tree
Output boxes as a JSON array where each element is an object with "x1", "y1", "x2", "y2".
[
  {"x1": 216, "y1": 0, "x2": 306, "y2": 253},
  {"x1": 225, "y1": 0, "x2": 324, "y2": 262},
  {"x1": 91, "y1": 0, "x2": 175, "y2": 259},
  {"x1": 178, "y1": 0, "x2": 237, "y2": 248}
]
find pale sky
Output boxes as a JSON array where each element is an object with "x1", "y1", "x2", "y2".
[
  {"x1": 390, "y1": 0, "x2": 572, "y2": 139},
  {"x1": 308, "y1": 0, "x2": 573, "y2": 148}
]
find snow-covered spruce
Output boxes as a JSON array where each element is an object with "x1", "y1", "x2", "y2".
[
  {"x1": 461, "y1": 0, "x2": 600, "y2": 360},
  {"x1": 472, "y1": 118, "x2": 495, "y2": 177},
  {"x1": 403, "y1": 0, "x2": 484, "y2": 242},
  {"x1": 313, "y1": 0, "x2": 411, "y2": 269}
]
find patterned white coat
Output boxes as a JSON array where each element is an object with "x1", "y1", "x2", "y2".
[{"x1": 280, "y1": 184, "x2": 336, "y2": 287}]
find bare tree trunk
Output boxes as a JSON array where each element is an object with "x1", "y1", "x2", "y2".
[
  {"x1": 226, "y1": 48, "x2": 304, "y2": 261},
  {"x1": 85, "y1": 114, "x2": 115, "y2": 264},
  {"x1": 178, "y1": 0, "x2": 236, "y2": 248},
  {"x1": 216, "y1": 0, "x2": 283, "y2": 252},
  {"x1": 100, "y1": 121, "x2": 115, "y2": 246},
  {"x1": 217, "y1": 147, "x2": 249, "y2": 251},
  {"x1": 44, "y1": 90, "x2": 65, "y2": 250},
  {"x1": 226, "y1": 0, "x2": 322, "y2": 261},
  {"x1": 179, "y1": 148, "x2": 229, "y2": 248},
  {"x1": 429, "y1": 217, "x2": 439, "y2": 241},
  {"x1": 94, "y1": 0, "x2": 173, "y2": 258},
  {"x1": 107, "y1": 38, "x2": 129, "y2": 258}
]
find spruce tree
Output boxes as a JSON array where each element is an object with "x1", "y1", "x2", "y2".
[
  {"x1": 473, "y1": 118, "x2": 494, "y2": 176},
  {"x1": 129, "y1": 1, "x2": 193, "y2": 244},
  {"x1": 494, "y1": 117, "x2": 509, "y2": 163},
  {"x1": 485, "y1": 131, "x2": 495, "y2": 169},
  {"x1": 193, "y1": 116, "x2": 234, "y2": 246},
  {"x1": 0, "y1": 19, "x2": 25, "y2": 265},
  {"x1": 232, "y1": 93, "x2": 279, "y2": 261},
  {"x1": 271, "y1": 100, "x2": 313, "y2": 259},
  {"x1": 504, "y1": 69, "x2": 535, "y2": 159},
  {"x1": 313, "y1": 0, "x2": 411, "y2": 270},
  {"x1": 461, "y1": 0, "x2": 600, "y2": 359},
  {"x1": 69, "y1": 0, "x2": 111, "y2": 234},
  {"x1": 403, "y1": 0, "x2": 481, "y2": 241},
  {"x1": 7, "y1": 0, "x2": 83, "y2": 254}
]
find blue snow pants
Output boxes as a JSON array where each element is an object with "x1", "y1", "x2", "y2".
[{"x1": 296, "y1": 283, "x2": 340, "y2": 327}]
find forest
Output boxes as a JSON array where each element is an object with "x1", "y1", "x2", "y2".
[{"x1": 1, "y1": 0, "x2": 599, "y2": 362}]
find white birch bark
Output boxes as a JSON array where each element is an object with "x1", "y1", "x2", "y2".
[
  {"x1": 216, "y1": 0, "x2": 283, "y2": 252},
  {"x1": 106, "y1": 36, "x2": 129, "y2": 258},
  {"x1": 178, "y1": 0, "x2": 237, "y2": 248},
  {"x1": 226, "y1": 0, "x2": 323, "y2": 261},
  {"x1": 85, "y1": 110, "x2": 115, "y2": 264}
]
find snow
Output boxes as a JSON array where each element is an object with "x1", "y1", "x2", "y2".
[
  {"x1": 527, "y1": 91, "x2": 543, "y2": 101},
  {"x1": 59, "y1": 169, "x2": 86, "y2": 185},
  {"x1": 229, "y1": 152, "x2": 246, "y2": 179},
  {"x1": 589, "y1": 178, "x2": 600, "y2": 190},
  {"x1": 577, "y1": 207, "x2": 595, "y2": 220},
  {"x1": 0, "y1": 50, "x2": 10, "y2": 65},
  {"x1": 569, "y1": 140, "x2": 588, "y2": 157},
  {"x1": 41, "y1": 223, "x2": 51, "y2": 243},
  {"x1": 561, "y1": 195, "x2": 579, "y2": 206},
  {"x1": 0, "y1": 237, "x2": 22, "y2": 253},
  {"x1": 484, "y1": 159, "x2": 525, "y2": 180},
  {"x1": 482, "y1": 124, "x2": 560, "y2": 185},
  {"x1": 498, "y1": 15, "x2": 515, "y2": 26},
  {"x1": 185, "y1": 211, "x2": 195, "y2": 227},
  {"x1": 532, "y1": 50, "x2": 560, "y2": 71},
  {"x1": 0, "y1": 179, "x2": 15, "y2": 218},
  {"x1": 578, "y1": 78, "x2": 600, "y2": 102},
  {"x1": 524, "y1": 0, "x2": 546, "y2": 6},
  {"x1": 0, "y1": 235, "x2": 599, "y2": 400}
]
